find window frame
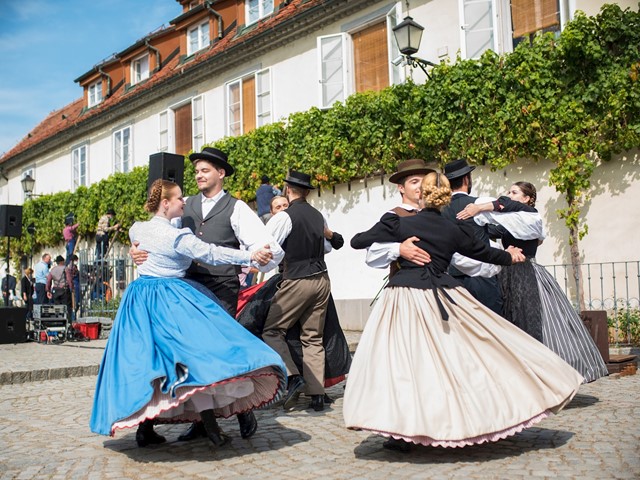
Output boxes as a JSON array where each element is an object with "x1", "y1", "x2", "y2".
[
  {"x1": 192, "y1": 95, "x2": 205, "y2": 152},
  {"x1": 88, "y1": 80, "x2": 103, "y2": 107},
  {"x1": 246, "y1": 0, "x2": 274, "y2": 26},
  {"x1": 225, "y1": 69, "x2": 271, "y2": 137},
  {"x1": 71, "y1": 145, "x2": 88, "y2": 191},
  {"x1": 187, "y1": 21, "x2": 210, "y2": 56},
  {"x1": 131, "y1": 53, "x2": 150, "y2": 85},
  {"x1": 113, "y1": 125, "x2": 132, "y2": 174}
]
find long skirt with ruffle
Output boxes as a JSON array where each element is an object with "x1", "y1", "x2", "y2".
[
  {"x1": 343, "y1": 286, "x2": 583, "y2": 448},
  {"x1": 500, "y1": 260, "x2": 608, "y2": 383},
  {"x1": 90, "y1": 276, "x2": 287, "y2": 436}
]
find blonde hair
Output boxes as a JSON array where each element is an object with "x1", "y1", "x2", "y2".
[
  {"x1": 421, "y1": 172, "x2": 452, "y2": 209},
  {"x1": 144, "y1": 179, "x2": 179, "y2": 213}
]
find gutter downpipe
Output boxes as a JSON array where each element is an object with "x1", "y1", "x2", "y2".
[
  {"x1": 145, "y1": 39, "x2": 162, "y2": 72},
  {"x1": 97, "y1": 66, "x2": 112, "y2": 97},
  {"x1": 205, "y1": 2, "x2": 224, "y2": 39}
]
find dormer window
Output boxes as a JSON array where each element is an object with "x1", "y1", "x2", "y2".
[
  {"x1": 188, "y1": 21, "x2": 210, "y2": 56},
  {"x1": 88, "y1": 80, "x2": 103, "y2": 107},
  {"x1": 247, "y1": 0, "x2": 274, "y2": 25},
  {"x1": 131, "y1": 53, "x2": 150, "y2": 85}
]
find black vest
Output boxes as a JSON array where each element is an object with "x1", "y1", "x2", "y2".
[
  {"x1": 282, "y1": 198, "x2": 327, "y2": 280},
  {"x1": 182, "y1": 192, "x2": 241, "y2": 277}
]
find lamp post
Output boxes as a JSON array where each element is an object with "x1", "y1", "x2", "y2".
[
  {"x1": 27, "y1": 223, "x2": 36, "y2": 268},
  {"x1": 392, "y1": 15, "x2": 437, "y2": 78}
]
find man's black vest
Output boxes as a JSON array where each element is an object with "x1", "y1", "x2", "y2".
[
  {"x1": 282, "y1": 198, "x2": 327, "y2": 280},
  {"x1": 182, "y1": 192, "x2": 241, "y2": 277}
]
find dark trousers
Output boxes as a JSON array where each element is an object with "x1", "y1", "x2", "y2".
[
  {"x1": 458, "y1": 275, "x2": 504, "y2": 317},
  {"x1": 52, "y1": 287, "x2": 73, "y2": 321},
  {"x1": 186, "y1": 273, "x2": 240, "y2": 317},
  {"x1": 34, "y1": 283, "x2": 50, "y2": 305},
  {"x1": 95, "y1": 235, "x2": 109, "y2": 260}
]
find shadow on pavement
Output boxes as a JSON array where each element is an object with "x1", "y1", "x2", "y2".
[
  {"x1": 564, "y1": 393, "x2": 599, "y2": 409},
  {"x1": 353, "y1": 428, "x2": 575, "y2": 463}
]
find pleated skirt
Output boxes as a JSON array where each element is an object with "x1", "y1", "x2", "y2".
[
  {"x1": 90, "y1": 276, "x2": 287, "y2": 436},
  {"x1": 343, "y1": 286, "x2": 583, "y2": 448}
]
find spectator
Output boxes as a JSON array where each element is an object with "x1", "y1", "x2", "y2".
[
  {"x1": 95, "y1": 209, "x2": 120, "y2": 260},
  {"x1": 256, "y1": 175, "x2": 282, "y2": 224},
  {"x1": 21, "y1": 267, "x2": 35, "y2": 319},
  {"x1": 63, "y1": 216, "x2": 80, "y2": 266},
  {"x1": 46, "y1": 255, "x2": 73, "y2": 320},
  {"x1": 67, "y1": 254, "x2": 81, "y2": 319},
  {"x1": 2, "y1": 271, "x2": 17, "y2": 307},
  {"x1": 34, "y1": 253, "x2": 52, "y2": 305}
]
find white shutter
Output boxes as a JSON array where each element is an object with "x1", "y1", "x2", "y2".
[
  {"x1": 386, "y1": 2, "x2": 405, "y2": 85},
  {"x1": 459, "y1": 0, "x2": 496, "y2": 59},
  {"x1": 256, "y1": 69, "x2": 272, "y2": 127},
  {"x1": 317, "y1": 34, "x2": 347, "y2": 108}
]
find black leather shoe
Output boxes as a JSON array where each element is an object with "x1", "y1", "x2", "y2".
[
  {"x1": 237, "y1": 411, "x2": 258, "y2": 439},
  {"x1": 383, "y1": 438, "x2": 411, "y2": 453},
  {"x1": 200, "y1": 409, "x2": 231, "y2": 447},
  {"x1": 283, "y1": 375, "x2": 306, "y2": 411},
  {"x1": 177, "y1": 420, "x2": 207, "y2": 442},
  {"x1": 309, "y1": 394, "x2": 325, "y2": 412},
  {"x1": 135, "y1": 420, "x2": 166, "y2": 447},
  {"x1": 323, "y1": 393, "x2": 334, "y2": 404}
]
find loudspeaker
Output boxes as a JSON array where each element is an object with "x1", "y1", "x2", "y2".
[
  {"x1": 0, "y1": 205, "x2": 23, "y2": 238},
  {"x1": 0, "y1": 307, "x2": 27, "y2": 344},
  {"x1": 148, "y1": 152, "x2": 185, "y2": 191}
]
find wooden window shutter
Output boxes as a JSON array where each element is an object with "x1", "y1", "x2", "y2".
[
  {"x1": 353, "y1": 21, "x2": 389, "y2": 93},
  {"x1": 511, "y1": 0, "x2": 560, "y2": 38},
  {"x1": 242, "y1": 76, "x2": 256, "y2": 133},
  {"x1": 174, "y1": 103, "x2": 192, "y2": 156}
]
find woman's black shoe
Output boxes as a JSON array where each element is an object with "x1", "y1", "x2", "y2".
[
  {"x1": 283, "y1": 375, "x2": 306, "y2": 411},
  {"x1": 309, "y1": 394, "x2": 325, "y2": 411},
  {"x1": 237, "y1": 411, "x2": 258, "y2": 439},
  {"x1": 200, "y1": 409, "x2": 231, "y2": 447},
  {"x1": 177, "y1": 421, "x2": 207, "y2": 441},
  {"x1": 135, "y1": 420, "x2": 166, "y2": 447}
]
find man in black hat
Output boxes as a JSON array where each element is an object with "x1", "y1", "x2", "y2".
[
  {"x1": 440, "y1": 159, "x2": 504, "y2": 314},
  {"x1": 131, "y1": 146, "x2": 283, "y2": 443},
  {"x1": 262, "y1": 171, "x2": 332, "y2": 412},
  {"x1": 351, "y1": 159, "x2": 433, "y2": 277}
]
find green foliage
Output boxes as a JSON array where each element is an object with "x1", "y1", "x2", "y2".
[
  {"x1": 4, "y1": 4, "x2": 639, "y2": 274},
  {"x1": 608, "y1": 307, "x2": 640, "y2": 346}
]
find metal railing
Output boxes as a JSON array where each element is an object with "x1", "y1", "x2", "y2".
[{"x1": 544, "y1": 261, "x2": 640, "y2": 345}]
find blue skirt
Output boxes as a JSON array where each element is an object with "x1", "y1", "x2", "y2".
[{"x1": 90, "y1": 276, "x2": 286, "y2": 436}]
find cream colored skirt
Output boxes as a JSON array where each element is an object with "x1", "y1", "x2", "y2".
[{"x1": 343, "y1": 287, "x2": 584, "y2": 448}]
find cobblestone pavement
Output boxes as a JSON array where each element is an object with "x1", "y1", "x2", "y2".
[{"x1": 0, "y1": 337, "x2": 638, "y2": 479}]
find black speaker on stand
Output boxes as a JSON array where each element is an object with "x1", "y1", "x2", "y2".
[
  {"x1": 0, "y1": 307, "x2": 27, "y2": 344},
  {"x1": 147, "y1": 152, "x2": 185, "y2": 192},
  {"x1": 1, "y1": 205, "x2": 22, "y2": 308}
]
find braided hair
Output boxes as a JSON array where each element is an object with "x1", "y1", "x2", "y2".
[
  {"x1": 144, "y1": 179, "x2": 179, "y2": 213},
  {"x1": 513, "y1": 181, "x2": 537, "y2": 207},
  {"x1": 421, "y1": 172, "x2": 452, "y2": 209}
]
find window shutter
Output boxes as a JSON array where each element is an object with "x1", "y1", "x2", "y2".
[
  {"x1": 175, "y1": 103, "x2": 192, "y2": 156},
  {"x1": 318, "y1": 34, "x2": 346, "y2": 108},
  {"x1": 511, "y1": 0, "x2": 560, "y2": 38},
  {"x1": 386, "y1": 4, "x2": 405, "y2": 85},
  {"x1": 242, "y1": 75, "x2": 256, "y2": 134},
  {"x1": 460, "y1": 0, "x2": 495, "y2": 59},
  {"x1": 353, "y1": 21, "x2": 389, "y2": 93}
]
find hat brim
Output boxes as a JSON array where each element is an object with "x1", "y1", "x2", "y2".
[
  {"x1": 389, "y1": 168, "x2": 435, "y2": 184},
  {"x1": 284, "y1": 178, "x2": 315, "y2": 190},
  {"x1": 444, "y1": 165, "x2": 475, "y2": 180},
  {"x1": 189, "y1": 153, "x2": 235, "y2": 177}
]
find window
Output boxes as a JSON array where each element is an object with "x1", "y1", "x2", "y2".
[
  {"x1": 226, "y1": 69, "x2": 271, "y2": 136},
  {"x1": 72, "y1": 146, "x2": 87, "y2": 189},
  {"x1": 317, "y1": 5, "x2": 403, "y2": 108},
  {"x1": 247, "y1": 0, "x2": 274, "y2": 25},
  {"x1": 159, "y1": 97, "x2": 204, "y2": 155},
  {"x1": 88, "y1": 80, "x2": 103, "y2": 107},
  {"x1": 131, "y1": 54, "x2": 150, "y2": 85},
  {"x1": 460, "y1": 0, "x2": 568, "y2": 58},
  {"x1": 188, "y1": 21, "x2": 210, "y2": 56},
  {"x1": 113, "y1": 126, "x2": 131, "y2": 173}
]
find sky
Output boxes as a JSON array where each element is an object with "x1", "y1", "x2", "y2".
[{"x1": 0, "y1": 0, "x2": 181, "y2": 156}]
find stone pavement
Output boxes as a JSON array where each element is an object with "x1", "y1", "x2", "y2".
[{"x1": 0, "y1": 335, "x2": 638, "y2": 479}]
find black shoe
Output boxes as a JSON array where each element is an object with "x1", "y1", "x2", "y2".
[
  {"x1": 177, "y1": 420, "x2": 207, "y2": 442},
  {"x1": 200, "y1": 409, "x2": 231, "y2": 447},
  {"x1": 283, "y1": 375, "x2": 306, "y2": 411},
  {"x1": 237, "y1": 411, "x2": 258, "y2": 439},
  {"x1": 309, "y1": 394, "x2": 325, "y2": 412},
  {"x1": 135, "y1": 420, "x2": 166, "y2": 447},
  {"x1": 382, "y1": 438, "x2": 411, "y2": 453},
  {"x1": 323, "y1": 393, "x2": 334, "y2": 405}
]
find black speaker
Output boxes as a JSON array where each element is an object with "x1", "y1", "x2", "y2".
[
  {"x1": 148, "y1": 152, "x2": 185, "y2": 191},
  {"x1": 0, "y1": 307, "x2": 27, "y2": 344},
  {"x1": 0, "y1": 205, "x2": 23, "y2": 238}
]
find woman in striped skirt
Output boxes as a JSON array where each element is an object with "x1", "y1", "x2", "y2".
[{"x1": 457, "y1": 181, "x2": 608, "y2": 383}]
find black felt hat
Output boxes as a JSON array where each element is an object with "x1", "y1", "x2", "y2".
[
  {"x1": 189, "y1": 147, "x2": 234, "y2": 177},
  {"x1": 284, "y1": 171, "x2": 315, "y2": 190},
  {"x1": 443, "y1": 159, "x2": 475, "y2": 180}
]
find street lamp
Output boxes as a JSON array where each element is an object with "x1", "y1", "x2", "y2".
[
  {"x1": 392, "y1": 16, "x2": 437, "y2": 78},
  {"x1": 21, "y1": 174, "x2": 40, "y2": 199}
]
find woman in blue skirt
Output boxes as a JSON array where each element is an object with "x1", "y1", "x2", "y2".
[{"x1": 90, "y1": 179, "x2": 286, "y2": 448}]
